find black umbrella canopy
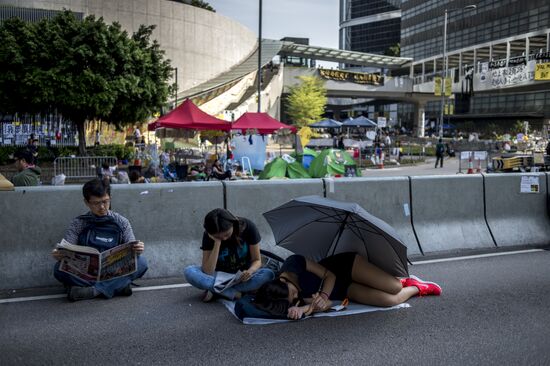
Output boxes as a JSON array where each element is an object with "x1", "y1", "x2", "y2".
[{"x1": 263, "y1": 195, "x2": 409, "y2": 277}]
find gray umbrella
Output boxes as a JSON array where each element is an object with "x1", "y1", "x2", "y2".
[
  {"x1": 308, "y1": 119, "x2": 342, "y2": 129},
  {"x1": 263, "y1": 195, "x2": 409, "y2": 277},
  {"x1": 341, "y1": 116, "x2": 377, "y2": 128}
]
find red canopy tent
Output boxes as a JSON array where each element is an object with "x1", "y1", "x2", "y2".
[
  {"x1": 148, "y1": 99, "x2": 231, "y2": 131},
  {"x1": 231, "y1": 112, "x2": 296, "y2": 134}
]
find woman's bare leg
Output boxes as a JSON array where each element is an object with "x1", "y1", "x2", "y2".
[
  {"x1": 351, "y1": 254, "x2": 402, "y2": 295},
  {"x1": 347, "y1": 283, "x2": 419, "y2": 307}
]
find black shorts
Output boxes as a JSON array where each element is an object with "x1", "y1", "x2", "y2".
[{"x1": 319, "y1": 252, "x2": 357, "y2": 300}]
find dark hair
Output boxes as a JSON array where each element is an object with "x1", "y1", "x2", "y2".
[
  {"x1": 203, "y1": 208, "x2": 244, "y2": 246},
  {"x1": 101, "y1": 162, "x2": 110, "y2": 170},
  {"x1": 82, "y1": 178, "x2": 111, "y2": 201},
  {"x1": 129, "y1": 170, "x2": 142, "y2": 183},
  {"x1": 13, "y1": 149, "x2": 34, "y2": 164},
  {"x1": 254, "y1": 279, "x2": 293, "y2": 317}
]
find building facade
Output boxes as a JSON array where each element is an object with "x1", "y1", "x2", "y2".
[
  {"x1": 339, "y1": 0, "x2": 402, "y2": 56},
  {"x1": 402, "y1": 0, "x2": 550, "y2": 133}
]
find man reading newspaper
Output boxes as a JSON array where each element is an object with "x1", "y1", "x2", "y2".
[{"x1": 51, "y1": 178, "x2": 148, "y2": 301}]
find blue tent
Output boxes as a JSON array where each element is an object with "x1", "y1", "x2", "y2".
[
  {"x1": 341, "y1": 116, "x2": 377, "y2": 128},
  {"x1": 308, "y1": 119, "x2": 342, "y2": 129}
]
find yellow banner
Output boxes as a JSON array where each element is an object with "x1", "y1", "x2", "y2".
[
  {"x1": 449, "y1": 103, "x2": 454, "y2": 115},
  {"x1": 434, "y1": 77, "x2": 441, "y2": 96},
  {"x1": 445, "y1": 77, "x2": 452, "y2": 96},
  {"x1": 535, "y1": 63, "x2": 550, "y2": 80},
  {"x1": 444, "y1": 104, "x2": 448, "y2": 115}
]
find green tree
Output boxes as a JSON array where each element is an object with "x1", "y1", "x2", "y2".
[
  {"x1": 0, "y1": 11, "x2": 174, "y2": 155},
  {"x1": 286, "y1": 75, "x2": 327, "y2": 128},
  {"x1": 384, "y1": 43, "x2": 400, "y2": 57}
]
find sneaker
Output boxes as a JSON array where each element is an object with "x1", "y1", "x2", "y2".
[
  {"x1": 403, "y1": 275, "x2": 442, "y2": 296},
  {"x1": 68, "y1": 286, "x2": 96, "y2": 302},
  {"x1": 201, "y1": 290, "x2": 216, "y2": 303},
  {"x1": 117, "y1": 284, "x2": 133, "y2": 297}
]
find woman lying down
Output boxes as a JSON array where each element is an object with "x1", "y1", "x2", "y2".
[{"x1": 253, "y1": 253, "x2": 441, "y2": 320}]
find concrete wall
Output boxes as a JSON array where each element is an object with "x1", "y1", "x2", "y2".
[
  {"x1": 0, "y1": 182, "x2": 223, "y2": 289},
  {"x1": 1, "y1": 0, "x2": 257, "y2": 92},
  {"x1": 410, "y1": 175, "x2": 495, "y2": 253},
  {"x1": 224, "y1": 179, "x2": 325, "y2": 258},
  {"x1": 484, "y1": 173, "x2": 550, "y2": 247},
  {"x1": 325, "y1": 177, "x2": 421, "y2": 256},
  {"x1": 1, "y1": 174, "x2": 549, "y2": 290}
]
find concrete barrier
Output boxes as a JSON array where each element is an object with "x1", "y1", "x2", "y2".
[
  {"x1": 0, "y1": 185, "x2": 85, "y2": 290},
  {"x1": 2, "y1": 175, "x2": 549, "y2": 291},
  {"x1": 0, "y1": 182, "x2": 224, "y2": 290},
  {"x1": 110, "y1": 182, "x2": 224, "y2": 278},
  {"x1": 410, "y1": 175, "x2": 495, "y2": 253},
  {"x1": 224, "y1": 179, "x2": 325, "y2": 257},
  {"x1": 324, "y1": 177, "x2": 422, "y2": 256},
  {"x1": 484, "y1": 173, "x2": 550, "y2": 246}
]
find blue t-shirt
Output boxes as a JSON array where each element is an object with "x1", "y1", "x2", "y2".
[{"x1": 201, "y1": 218, "x2": 261, "y2": 273}]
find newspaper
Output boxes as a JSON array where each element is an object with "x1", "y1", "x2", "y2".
[
  {"x1": 213, "y1": 270, "x2": 244, "y2": 294},
  {"x1": 56, "y1": 239, "x2": 137, "y2": 282}
]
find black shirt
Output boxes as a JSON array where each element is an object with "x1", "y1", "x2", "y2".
[
  {"x1": 201, "y1": 217, "x2": 261, "y2": 273},
  {"x1": 280, "y1": 255, "x2": 322, "y2": 298}
]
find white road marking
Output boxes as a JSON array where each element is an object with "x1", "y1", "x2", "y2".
[
  {"x1": 0, "y1": 283, "x2": 192, "y2": 304},
  {"x1": 411, "y1": 249, "x2": 544, "y2": 265}
]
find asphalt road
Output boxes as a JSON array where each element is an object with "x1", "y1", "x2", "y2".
[{"x1": 1, "y1": 249, "x2": 549, "y2": 366}]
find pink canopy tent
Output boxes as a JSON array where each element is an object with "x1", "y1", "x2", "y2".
[
  {"x1": 148, "y1": 99, "x2": 231, "y2": 131},
  {"x1": 231, "y1": 112, "x2": 297, "y2": 134}
]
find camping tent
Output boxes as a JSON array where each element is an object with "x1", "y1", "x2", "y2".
[
  {"x1": 309, "y1": 149, "x2": 360, "y2": 178},
  {"x1": 259, "y1": 157, "x2": 311, "y2": 180},
  {"x1": 231, "y1": 112, "x2": 297, "y2": 134},
  {"x1": 293, "y1": 147, "x2": 319, "y2": 169},
  {"x1": 147, "y1": 99, "x2": 231, "y2": 131}
]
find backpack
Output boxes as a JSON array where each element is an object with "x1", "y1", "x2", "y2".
[
  {"x1": 77, "y1": 213, "x2": 123, "y2": 252},
  {"x1": 436, "y1": 144, "x2": 445, "y2": 155}
]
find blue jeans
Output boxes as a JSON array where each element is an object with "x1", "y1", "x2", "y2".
[
  {"x1": 183, "y1": 265, "x2": 275, "y2": 300},
  {"x1": 53, "y1": 256, "x2": 148, "y2": 298}
]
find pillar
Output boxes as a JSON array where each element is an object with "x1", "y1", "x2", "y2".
[{"x1": 414, "y1": 102, "x2": 426, "y2": 137}]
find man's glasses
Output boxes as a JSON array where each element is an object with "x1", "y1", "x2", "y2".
[{"x1": 87, "y1": 199, "x2": 111, "y2": 208}]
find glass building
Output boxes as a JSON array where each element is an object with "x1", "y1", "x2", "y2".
[
  {"x1": 402, "y1": 0, "x2": 550, "y2": 131},
  {"x1": 339, "y1": 0, "x2": 402, "y2": 56},
  {"x1": 339, "y1": 0, "x2": 402, "y2": 123}
]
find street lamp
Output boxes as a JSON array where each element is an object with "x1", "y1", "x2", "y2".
[
  {"x1": 257, "y1": 0, "x2": 263, "y2": 112},
  {"x1": 439, "y1": 4, "x2": 476, "y2": 138}
]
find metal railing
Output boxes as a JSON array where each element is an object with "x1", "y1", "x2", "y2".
[{"x1": 54, "y1": 156, "x2": 117, "y2": 180}]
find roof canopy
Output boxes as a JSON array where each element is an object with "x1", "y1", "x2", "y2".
[
  {"x1": 232, "y1": 112, "x2": 296, "y2": 134},
  {"x1": 148, "y1": 99, "x2": 231, "y2": 131}
]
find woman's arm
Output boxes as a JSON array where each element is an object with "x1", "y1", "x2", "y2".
[
  {"x1": 305, "y1": 258, "x2": 336, "y2": 311},
  {"x1": 201, "y1": 237, "x2": 222, "y2": 275},
  {"x1": 241, "y1": 242, "x2": 262, "y2": 281}
]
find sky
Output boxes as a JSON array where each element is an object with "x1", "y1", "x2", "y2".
[{"x1": 207, "y1": 0, "x2": 340, "y2": 49}]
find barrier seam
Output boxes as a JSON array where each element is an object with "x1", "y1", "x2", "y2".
[
  {"x1": 481, "y1": 173, "x2": 498, "y2": 247},
  {"x1": 408, "y1": 176, "x2": 424, "y2": 256},
  {"x1": 221, "y1": 181, "x2": 228, "y2": 209}
]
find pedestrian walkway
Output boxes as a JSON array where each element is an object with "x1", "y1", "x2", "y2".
[{"x1": 362, "y1": 156, "x2": 460, "y2": 177}]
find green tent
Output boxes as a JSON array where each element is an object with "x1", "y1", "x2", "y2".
[
  {"x1": 293, "y1": 147, "x2": 319, "y2": 169},
  {"x1": 308, "y1": 149, "x2": 361, "y2": 178},
  {"x1": 259, "y1": 157, "x2": 311, "y2": 179}
]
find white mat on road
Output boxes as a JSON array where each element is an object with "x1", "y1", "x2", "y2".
[{"x1": 222, "y1": 299, "x2": 410, "y2": 325}]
